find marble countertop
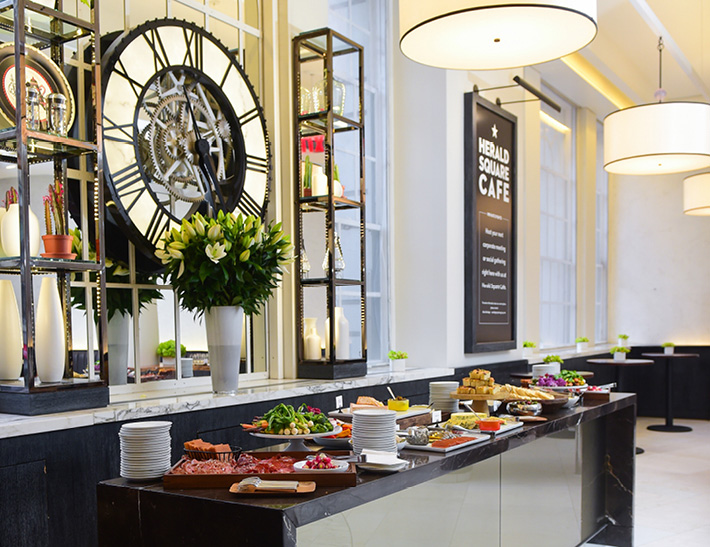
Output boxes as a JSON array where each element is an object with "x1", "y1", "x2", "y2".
[{"x1": 0, "y1": 367, "x2": 452, "y2": 440}]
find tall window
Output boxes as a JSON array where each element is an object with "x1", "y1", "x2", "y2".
[
  {"x1": 539, "y1": 86, "x2": 576, "y2": 348},
  {"x1": 328, "y1": 0, "x2": 390, "y2": 364},
  {"x1": 595, "y1": 121, "x2": 609, "y2": 344}
]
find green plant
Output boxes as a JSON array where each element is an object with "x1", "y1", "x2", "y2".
[
  {"x1": 661, "y1": 342, "x2": 675, "y2": 348},
  {"x1": 156, "y1": 211, "x2": 292, "y2": 316},
  {"x1": 575, "y1": 337, "x2": 589, "y2": 343},
  {"x1": 157, "y1": 340, "x2": 187, "y2": 358},
  {"x1": 303, "y1": 155, "x2": 312, "y2": 190},
  {"x1": 4, "y1": 186, "x2": 17, "y2": 209},
  {"x1": 618, "y1": 334, "x2": 629, "y2": 340},
  {"x1": 70, "y1": 228, "x2": 163, "y2": 321},
  {"x1": 523, "y1": 341, "x2": 536, "y2": 348},
  {"x1": 388, "y1": 350, "x2": 408, "y2": 360},
  {"x1": 611, "y1": 346, "x2": 630, "y2": 354},
  {"x1": 543, "y1": 354, "x2": 564, "y2": 364},
  {"x1": 43, "y1": 181, "x2": 66, "y2": 235}
]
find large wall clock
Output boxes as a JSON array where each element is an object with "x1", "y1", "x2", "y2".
[{"x1": 101, "y1": 18, "x2": 270, "y2": 262}]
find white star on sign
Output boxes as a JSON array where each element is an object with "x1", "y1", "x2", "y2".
[{"x1": 491, "y1": 124, "x2": 499, "y2": 138}]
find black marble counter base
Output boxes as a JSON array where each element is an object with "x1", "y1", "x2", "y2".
[{"x1": 98, "y1": 394, "x2": 636, "y2": 547}]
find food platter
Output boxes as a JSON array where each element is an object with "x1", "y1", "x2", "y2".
[
  {"x1": 402, "y1": 434, "x2": 488, "y2": 453},
  {"x1": 294, "y1": 459, "x2": 350, "y2": 473},
  {"x1": 250, "y1": 426, "x2": 342, "y2": 451}
]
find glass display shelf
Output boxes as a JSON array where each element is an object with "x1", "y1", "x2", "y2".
[
  {"x1": 298, "y1": 113, "x2": 361, "y2": 135},
  {"x1": 300, "y1": 195, "x2": 361, "y2": 211},
  {"x1": 0, "y1": 255, "x2": 102, "y2": 273},
  {"x1": 300, "y1": 277, "x2": 363, "y2": 286},
  {"x1": 0, "y1": 0, "x2": 94, "y2": 47},
  {"x1": 0, "y1": 376, "x2": 105, "y2": 391},
  {"x1": 298, "y1": 33, "x2": 360, "y2": 60},
  {"x1": 0, "y1": 128, "x2": 96, "y2": 162}
]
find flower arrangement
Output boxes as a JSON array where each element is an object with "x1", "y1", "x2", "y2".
[
  {"x1": 543, "y1": 354, "x2": 564, "y2": 364},
  {"x1": 70, "y1": 228, "x2": 162, "y2": 321},
  {"x1": 388, "y1": 350, "x2": 408, "y2": 360},
  {"x1": 523, "y1": 340, "x2": 536, "y2": 348},
  {"x1": 155, "y1": 211, "x2": 292, "y2": 316},
  {"x1": 43, "y1": 181, "x2": 66, "y2": 235},
  {"x1": 4, "y1": 186, "x2": 17, "y2": 209},
  {"x1": 610, "y1": 346, "x2": 630, "y2": 354},
  {"x1": 157, "y1": 340, "x2": 187, "y2": 358},
  {"x1": 575, "y1": 336, "x2": 589, "y2": 343},
  {"x1": 661, "y1": 342, "x2": 675, "y2": 348}
]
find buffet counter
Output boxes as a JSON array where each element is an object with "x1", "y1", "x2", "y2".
[{"x1": 97, "y1": 393, "x2": 636, "y2": 547}]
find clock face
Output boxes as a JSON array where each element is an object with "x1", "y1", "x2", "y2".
[{"x1": 101, "y1": 19, "x2": 270, "y2": 260}]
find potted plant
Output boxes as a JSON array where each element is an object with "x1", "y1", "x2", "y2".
[
  {"x1": 522, "y1": 340, "x2": 535, "y2": 357},
  {"x1": 388, "y1": 350, "x2": 408, "y2": 372},
  {"x1": 70, "y1": 229, "x2": 163, "y2": 385},
  {"x1": 543, "y1": 354, "x2": 564, "y2": 365},
  {"x1": 661, "y1": 342, "x2": 675, "y2": 355},
  {"x1": 41, "y1": 181, "x2": 73, "y2": 258},
  {"x1": 575, "y1": 336, "x2": 589, "y2": 352},
  {"x1": 617, "y1": 333, "x2": 629, "y2": 347},
  {"x1": 157, "y1": 340, "x2": 186, "y2": 365},
  {"x1": 611, "y1": 346, "x2": 630, "y2": 361},
  {"x1": 156, "y1": 211, "x2": 292, "y2": 393}
]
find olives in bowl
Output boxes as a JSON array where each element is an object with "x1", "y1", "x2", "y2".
[{"x1": 506, "y1": 400, "x2": 542, "y2": 416}]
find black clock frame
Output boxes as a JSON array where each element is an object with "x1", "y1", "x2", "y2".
[{"x1": 100, "y1": 18, "x2": 271, "y2": 266}]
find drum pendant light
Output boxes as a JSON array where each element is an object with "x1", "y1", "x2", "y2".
[
  {"x1": 604, "y1": 38, "x2": 710, "y2": 175},
  {"x1": 398, "y1": 1, "x2": 598, "y2": 70},
  {"x1": 683, "y1": 173, "x2": 710, "y2": 216}
]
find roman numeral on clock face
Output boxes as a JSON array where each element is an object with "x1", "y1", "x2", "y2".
[
  {"x1": 103, "y1": 116, "x2": 134, "y2": 144},
  {"x1": 237, "y1": 191, "x2": 263, "y2": 218},
  {"x1": 246, "y1": 154, "x2": 268, "y2": 174},
  {"x1": 113, "y1": 59, "x2": 144, "y2": 99},
  {"x1": 112, "y1": 163, "x2": 146, "y2": 213},
  {"x1": 183, "y1": 28, "x2": 203, "y2": 72},
  {"x1": 238, "y1": 108, "x2": 259, "y2": 127},
  {"x1": 143, "y1": 28, "x2": 171, "y2": 73},
  {"x1": 145, "y1": 208, "x2": 172, "y2": 247}
]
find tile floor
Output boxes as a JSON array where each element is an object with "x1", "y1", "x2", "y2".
[{"x1": 630, "y1": 416, "x2": 710, "y2": 547}]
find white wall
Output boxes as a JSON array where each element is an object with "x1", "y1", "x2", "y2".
[{"x1": 609, "y1": 172, "x2": 710, "y2": 345}]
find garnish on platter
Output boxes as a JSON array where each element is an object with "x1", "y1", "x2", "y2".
[
  {"x1": 241, "y1": 403, "x2": 334, "y2": 435},
  {"x1": 532, "y1": 370, "x2": 586, "y2": 388}
]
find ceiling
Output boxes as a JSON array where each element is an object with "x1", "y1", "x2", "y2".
[{"x1": 537, "y1": 0, "x2": 710, "y2": 118}]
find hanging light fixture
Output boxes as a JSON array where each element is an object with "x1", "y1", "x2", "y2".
[
  {"x1": 604, "y1": 38, "x2": 710, "y2": 175},
  {"x1": 683, "y1": 173, "x2": 710, "y2": 216},
  {"x1": 398, "y1": 1, "x2": 598, "y2": 70}
]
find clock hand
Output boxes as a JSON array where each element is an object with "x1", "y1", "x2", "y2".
[{"x1": 183, "y1": 85, "x2": 220, "y2": 211}]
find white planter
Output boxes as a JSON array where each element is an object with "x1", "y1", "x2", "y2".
[
  {"x1": 576, "y1": 342, "x2": 588, "y2": 352},
  {"x1": 204, "y1": 306, "x2": 244, "y2": 394},
  {"x1": 522, "y1": 347, "x2": 533, "y2": 358},
  {"x1": 35, "y1": 277, "x2": 65, "y2": 383},
  {"x1": 181, "y1": 358, "x2": 194, "y2": 378},
  {"x1": 0, "y1": 203, "x2": 40, "y2": 257},
  {"x1": 664, "y1": 346, "x2": 674, "y2": 355},
  {"x1": 614, "y1": 352, "x2": 626, "y2": 361},
  {"x1": 108, "y1": 313, "x2": 130, "y2": 386},
  {"x1": 390, "y1": 358, "x2": 407, "y2": 372},
  {"x1": 0, "y1": 280, "x2": 22, "y2": 379}
]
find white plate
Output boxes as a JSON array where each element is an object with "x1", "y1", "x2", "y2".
[
  {"x1": 356, "y1": 461, "x2": 408, "y2": 473},
  {"x1": 312, "y1": 436, "x2": 352, "y2": 449},
  {"x1": 294, "y1": 459, "x2": 350, "y2": 472},
  {"x1": 250, "y1": 425, "x2": 342, "y2": 441}
]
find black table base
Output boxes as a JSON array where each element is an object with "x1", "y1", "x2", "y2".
[{"x1": 647, "y1": 424, "x2": 693, "y2": 433}]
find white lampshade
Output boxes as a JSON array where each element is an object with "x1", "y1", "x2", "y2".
[
  {"x1": 604, "y1": 102, "x2": 710, "y2": 175},
  {"x1": 398, "y1": 0, "x2": 597, "y2": 70},
  {"x1": 683, "y1": 173, "x2": 710, "y2": 216}
]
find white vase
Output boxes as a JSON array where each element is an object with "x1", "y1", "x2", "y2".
[
  {"x1": 1, "y1": 203, "x2": 40, "y2": 256},
  {"x1": 576, "y1": 342, "x2": 588, "y2": 352},
  {"x1": 35, "y1": 277, "x2": 65, "y2": 383},
  {"x1": 108, "y1": 313, "x2": 130, "y2": 386},
  {"x1": 391, "y1": 358, "x2": 406, "y2": 372},
  {"x1": 181, "y1": 357, "x2": 194, "y2": 378},
  {"x1": 664, "y1": 346, "x2": 674, "y2": 355},
  {"x1": 312, "y1": 165, "x2": 327, "y2": 196},
  {"x1": 0, "y1": 280, "x2": 22, "y2": 379},
  {"x1": 614, "y1": 352, "x2": 626, "y2": 361},
  {"x1": 522, "y1": 347, "x2": 533, "y2": 358},
  {"x1": 204, "y1": 306, "x2": 244, "y2": 394},
  {"x1": 335, "y1": 307, "x2": 350, "y2": 359},
  {"x1": 304, "y1": 325, "x2": 322, "y2": 360}
]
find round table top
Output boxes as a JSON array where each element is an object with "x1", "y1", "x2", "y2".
[
  {"x1": 509, "y1": 370, "x2": 595, "y2": 379},
  {"x1": 587, "y1": 358, "x2": 654, "y2": 366},
  {"x1": 641, "y1": 353, "x2": 700, "y2": 359}
]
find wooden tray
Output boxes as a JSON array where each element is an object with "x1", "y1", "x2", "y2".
[
  {"x1": 329, "y1": 406, "x2": 431, "y2": 424},
  {"x1": 449, "y1": 392, "x2": 507, "y2": 413},
  {"x1": 229, "y1": 481, "x2": 316, "y2": 495},
  {"x1": 163, "y1": 451, "x2": 357, "y2": 489}
]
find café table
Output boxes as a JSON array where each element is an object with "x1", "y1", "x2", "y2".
[
  {"x1": 587, "y1": 358, "x2": 654, "y2": 454},
  {"x1": 641, "y1": 353, "x2": 699, "y2": 432}
]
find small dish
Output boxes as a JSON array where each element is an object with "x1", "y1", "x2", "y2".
[
  {"x1": 506, "y1": 401, "x2": 542, "y2": 416},
  {"x1": 387, "y1": 398, "x2": 409, "y2": 411},
  {"x1": 477, "y1": 418, "x2": 502, "y2": 432}
]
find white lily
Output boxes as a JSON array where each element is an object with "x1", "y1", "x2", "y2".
[
  {"x1": 206, "y1": 241, "x2": 227, "y2": 263},
  {"x1": 168, "y1": 247, "x2": 184, "y2": 260},
  {"x1": 207, "y1": 224, "x2": 223, "y2": 241}
]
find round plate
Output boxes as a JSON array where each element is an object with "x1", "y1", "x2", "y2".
[
  {"x1": 294, "y1": 459, "x2": 350, "y2": 473},
  {"x1": 356, "y1": 461, "x2": 408, "y2": 473},
  {"x1": 250, "y1": 426, "x2": 342, "y2": 441}
]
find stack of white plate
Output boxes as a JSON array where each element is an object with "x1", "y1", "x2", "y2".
[
  {"x1": 119, "y1": 421, "x2": 172, "y2": 480},
  {"x1": 429, "y1": 381, "x2": 459, "y2": 412},
  {"x1": 351, "y1": 409, "x2": 397, "y2": 455}
]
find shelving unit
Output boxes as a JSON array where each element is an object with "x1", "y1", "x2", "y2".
[
  {"x1": 293, "y1": 28, "x2": 367, "y2": 379},
  {"x1": 0, "y1": 0, "x2": 107, "y2": 415}
]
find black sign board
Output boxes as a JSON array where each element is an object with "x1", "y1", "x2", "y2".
[{"x1": 464, "y1": 92, "x2": 517, "y2": 353}]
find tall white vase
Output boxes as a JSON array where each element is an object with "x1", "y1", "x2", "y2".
[
  {"x1": 35, "y1": 277, "x2": 65, "y2": 383},
  {"x1": 108, "y1": 312, "x2": 130, "y2": 385},
  {"x1": 335, "y1": 307, "x2": 350, "y2": 359},
  {"x1": 0, "y1": 280, "x2": 22, "y2": 379},
  {"x1": 1, "y1": 204, "x2": 40, "y2": 256},
  {"x1": 204, "y1": 306, "x2": 244, "y2": 394}
]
